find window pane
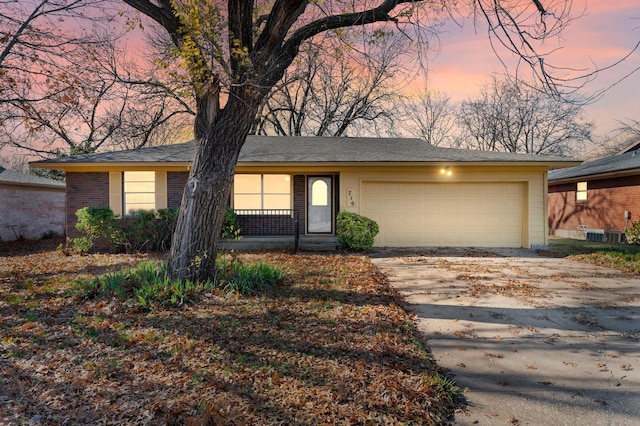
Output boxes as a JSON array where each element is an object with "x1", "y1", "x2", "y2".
[
  {"x1": 125, "y1": 193, "x2": 155, "y2": 204},
  {"x1": 123, "y1": 171, "x2": 156, "y2": 215},
  {"x1": 234, "y1": 194, "x2": 262, "y2": 209},
  {"x1": 124, "y1": 171, "x2": 155, "y2": 182},
  {"x1": 264, "y1": 194, "x2": 291, "y2": 210},
  {"x1": 124, "y1": 181, "x2": 155, "y2": 192},
  {"x1": 234, "y1": 175, "x2": 261, "y2": 194},
  {"x1": 232, "y1": 174, "x2": 291, "y2": 209},
  {"x1": 576, "y1": 181, "x2": 587, "y2": 201},
  {"x1": 311, "y1": 180, "x2": 328, "y2": 206},
  {"x1": 263, "y1": 174, "x2": 290, "y2": 193}
]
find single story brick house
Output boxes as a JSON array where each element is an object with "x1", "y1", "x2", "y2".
[
  {"x1": 548, "y1": 143, "x2": 640, "y2": 242},
  {"x1": 31, "y1": 136, "x2": 577, "y2": 249},
  {"x1": 0, "y1": 167, "x2": 65, "y2": 241}
]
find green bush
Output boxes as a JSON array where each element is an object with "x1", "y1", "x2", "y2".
[
  {"x1": 73, "y1": 205, "x2": 239, "y2": 253},
  {"x1": 221, "y1": 207, "x2": 241, "y2": 240},
  {"x1": 71, "y1": 236, "x2": 93, "y2": 254},
  {"x1": 126, "y1": 208, "x2": 179, "y2": 252},
  {"x1": 74, "y1": 207, "x2": 125, "y2": 252},
  {"x1": 157, "y1": 208, "x2": 180, "y2": 244},
  {"x1": 625, "y1": 220, "x2": 640, "y2": 244},
  {"x1": 336, "y1": 211, "x2": 379, "y2": 250}
]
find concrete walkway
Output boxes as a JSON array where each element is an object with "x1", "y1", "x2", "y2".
[{"x1": 371, "y1": 248, "x2": 640, "y2": 426}]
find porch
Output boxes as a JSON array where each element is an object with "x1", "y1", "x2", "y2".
[{"x1": 218, "y1": 209, "x2": 338, "y2": 251}]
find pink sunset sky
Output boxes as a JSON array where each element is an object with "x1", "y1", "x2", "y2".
[
  {"x1": 120, "y1": 0, "x2": 637, "y2": 143},
  {"x1": 422, "y1": 0, "x2": 640, "y2": 141}
]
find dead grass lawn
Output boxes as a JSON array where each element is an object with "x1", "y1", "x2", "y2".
[{"x1": 0, "y1": 241, "x2": 459, "y2": 425}]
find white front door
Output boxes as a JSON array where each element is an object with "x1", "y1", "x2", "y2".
[{"x1": 307, "y1": 176, "x2": 332, "y2": 233}]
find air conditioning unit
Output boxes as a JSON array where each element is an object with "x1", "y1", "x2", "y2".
[
  {"x1": 604, "y1": 231, "x2": 622, "y2": 244},
  {"x1": 586, "y1": 230, "x2": 604, "y2": 242}
]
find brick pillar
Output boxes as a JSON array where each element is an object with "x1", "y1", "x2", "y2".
[
  {"x1": 167, "y1": 171, "x2": 189, "y2": 209},
  {"x1": 293, "y1": 175, "x2": 306, "y2": 234}
]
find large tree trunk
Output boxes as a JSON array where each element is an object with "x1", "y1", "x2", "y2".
[{"x1": 167, "y1": 95, "x2": 258, "y2": 282}]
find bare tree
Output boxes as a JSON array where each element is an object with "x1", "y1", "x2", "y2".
[
  {"x1": 115, "y1": 0, "x2": 590, "y2": 282},
  {"x1": 0, "y1": 0, "x2": 93, "y2": 69},
  {"x1": 0, "y1": 1, "x2": 108, "y2": 106},
  {"x1": 1, "y1": 39, "x2": 194, "y2": 157},
  {"x1": 254, "y1": 32, "x2": 408, "y2": 137},
  {"x1": 0, "y1": 1, "x2": 195, "y2": 159},
  {"x1": 457, "y1": 75, "x2": 593, "y2": 156},
  {"x1": 404, "y1": 89, "x2": 458, "y2": 146},
  {"x1": 616, "y1": 119, "x2": 640, "y2": 144},
  {"x1": 0, "y1": 0, "x2": 101, "y2": 156},
  {"x1": 0, "y1": 151, "x2": 30, "y2": 173}
]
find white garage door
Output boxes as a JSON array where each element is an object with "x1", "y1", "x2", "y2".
[{"x1": 361, "y1": 182, "x2": 524, "y2": 247}]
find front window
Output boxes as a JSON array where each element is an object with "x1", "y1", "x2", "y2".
[
  {"x1": 576, "y1": 181, "x2": 587, "y2": 202},
  {"x1": 233, "y1": 174, "x2": 291, "y2": 210},
  {"x1": 123, "y1": 171, "x2": 156, "y2": 214}
]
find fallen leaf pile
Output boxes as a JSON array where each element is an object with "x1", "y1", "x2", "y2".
[
  {"x1": 0, "y1": 241, "x2": 459, "y2": 425},
  {"x1": 467, "y1": 278, "x2": 549, "y2": 299}
]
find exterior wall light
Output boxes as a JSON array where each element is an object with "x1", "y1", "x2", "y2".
[{"x1": 440, "y1": 166, "x2": 452, "y2": 176}]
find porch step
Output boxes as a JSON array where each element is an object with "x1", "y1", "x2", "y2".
[
  {"x1": 219, "y1": 236, "x2": 295, "y2": 251},
  {"x1": 218, "y1": 235, "x2": 339, "y2": 251},
  {"x1": 298, "y1": 235, "x2": 339, "y2": 251}
]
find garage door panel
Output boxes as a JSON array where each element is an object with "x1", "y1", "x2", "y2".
[
  {"x1": 404, "y1": 197, "x2": 423, "y2": 211},
  {"x1": 362, "y1": 182, "x2": 523, "y2": 247}
]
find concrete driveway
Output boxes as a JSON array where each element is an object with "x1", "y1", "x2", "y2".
[{"x1": 371, "y1": 248, "x2": 640, "y2": 426}]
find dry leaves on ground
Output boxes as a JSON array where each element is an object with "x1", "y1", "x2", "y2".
[{"x1": 0, "y1": 241, "x2": 459, "y2": 425}]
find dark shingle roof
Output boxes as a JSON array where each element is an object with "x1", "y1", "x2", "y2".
[
  {"x1": 0, "y1": 167, "x2": 65, "y2": 188},
  {"x1": 31, "y1": 136, "x2": 576, "y2": 167},
  {"x1": 548, "y1": 149, "x2": 640, "y2": 182}
]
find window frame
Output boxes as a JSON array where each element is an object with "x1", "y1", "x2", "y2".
[
  {"x1": 108, "y1": 171, "x2": 167, "y2": 217},
  {"x1": 232, "y1": 174, "x2": 292, "y2": 211},
  {"x1": 122, "y1": 171, "x2": 156, "y2": 215},
  {"x1": 576, "y1": 181, "x2": 588, "y2": 202}
]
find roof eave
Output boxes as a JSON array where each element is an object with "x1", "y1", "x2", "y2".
[
  {"x1": 0, "y1": 180, "x2": 65, "y2": 190},
  {"x1": 30, "y1": 159, "x2": 581, "y2": 171},
  {"x1": 237, "y1": 160, "x2": 580, "y2": 167},
  {"x1": 30, "y1": 161, "x2": 192, "y2": 172},
  {"x1": 549, "y1": 168, "x2": 640, "y2": 184}
]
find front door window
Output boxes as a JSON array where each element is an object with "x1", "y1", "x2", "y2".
[{"x1": 308, "y1": 176, "x2": 332, "y2": 233}]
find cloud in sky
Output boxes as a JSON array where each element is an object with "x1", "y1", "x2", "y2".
[{"x1": 423, "y1": 1, "x2": 640, "y2": 137}]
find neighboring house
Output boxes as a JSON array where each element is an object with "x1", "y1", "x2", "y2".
[
  {"x1": 0, "y1": 167, "x2": 65, "y2": 241},
  {"x1": 548, "y1": 144, "x2": 640, "y2": 242},
  {"x1": 31, "y1": 136, "x2": 577, "y2": 249}
]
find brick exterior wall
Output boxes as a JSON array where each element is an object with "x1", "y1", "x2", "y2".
[
  {"x1": 0, "y1": 184, "x2": 65, "y2": 241},
  {"x1": 237, "y1": 213, "x2": 297, "y2": 235},
  {"x1": 548, "y1": 175, "x2": 640, "y2": 234},
  {"x1": 167, "y1": 171, "x2": 189, "y2": 209},
  {"x1": 63, "y1": 171, "x2": 338, "y2": 245},
  {"x1": 65, "y1": 172, "x2": 110, "y2": 239}
]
